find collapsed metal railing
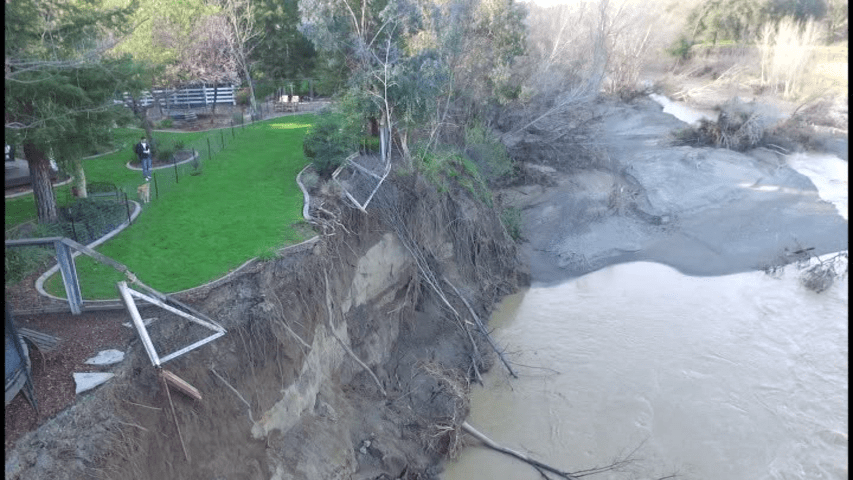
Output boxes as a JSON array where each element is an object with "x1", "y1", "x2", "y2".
[
  {"x1": 4, "y1": 236, "x2": 225, "y2": 366},
  {"x1": 332, "y1": 152, "x2": 392, "y2": 212}
]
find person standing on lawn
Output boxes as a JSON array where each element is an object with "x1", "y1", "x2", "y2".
[{"x1": 134, "y1": 136, "x2": 152, "y2": 181}]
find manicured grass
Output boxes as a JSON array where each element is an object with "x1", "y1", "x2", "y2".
[{"x1": 35, "y1": 115, "x2": 314, "y2": 299}]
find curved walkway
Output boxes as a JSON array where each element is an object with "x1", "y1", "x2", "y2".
[
  {"x1": 5, "y1": 176, "x2": 75, "y2": 200},
  {"x1": 4, "y1": 148, "x2": 120, "y2": 199},
  {"x1": 34, "y1": 163, "x2": 320, "y2": 304},
  {"x1": 125, "y1": 150, "x2": 200, "y2": 172}
]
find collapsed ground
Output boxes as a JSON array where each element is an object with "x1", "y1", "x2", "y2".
[
  {"x1": 6, "y1": 170, "x2": 527, "y2": 480},
  {"x1": 5, "y1": 77, "x2": 847, "y2": 479}
]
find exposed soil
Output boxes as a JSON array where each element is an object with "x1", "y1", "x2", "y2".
[
  {"x1": 5, "y1": 68, "x2": 846, "y2": 479},
  {"x1": 4, "y1": 309, "x2": 131, "y2": 455},
  {"x1": 500, "y1": 89, "x2": 847, "y2": 284},
  {"x1": 5, "y1": 170, "x2": 526, "y2": 480}
]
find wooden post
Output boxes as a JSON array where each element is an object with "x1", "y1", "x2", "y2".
[{"x1": 161, "y1": 370, "x2": 202, "y2": 401}]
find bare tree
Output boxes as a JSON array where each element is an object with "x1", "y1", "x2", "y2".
[
  {"x1": 179, "y1": 14, "x2": 241, "y2": 114},
  {"x1": 217, "y1": 0, "x2": 262, "y2": 115}
]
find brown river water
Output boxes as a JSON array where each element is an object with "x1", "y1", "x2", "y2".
[
  {"x1": 445, "y1": 260, "x2": 847, "y2": 479},
  {"x1": 446, "y1": 94, "x2": 848, "y2": 479}
]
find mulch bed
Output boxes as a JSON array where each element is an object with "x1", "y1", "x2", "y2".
[
  {"x1": 4, "y1": 267, "x2": 132, "y2": 455},
  {"x1": 128, "y1": 149, "x2": 196, "y2": 169},
  {"x1": 3, "y1": 307, "x2": 131, "y2": 455}
]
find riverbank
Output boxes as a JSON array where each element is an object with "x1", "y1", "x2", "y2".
[
  {"x1": 503, "y1": 94, "x2": 847, "y2": 285},
  {"x1": 5, "y1": 170, "x2": 527, "y2": 480}
]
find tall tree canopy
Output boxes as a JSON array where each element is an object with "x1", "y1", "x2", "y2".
[
  {"x1": 5, "y1": 0, "x2": 142, "y2": 222},
  {"x1": 251, "y1": 0, "x2": 317, "y2": 83},
  {"x1": 298, "y1": 0, "x2": 526, "y2": 161}
]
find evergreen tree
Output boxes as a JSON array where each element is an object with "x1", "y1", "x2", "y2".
[{"x1": 5, "y1": 0, "x2": 142, "y2": 221}]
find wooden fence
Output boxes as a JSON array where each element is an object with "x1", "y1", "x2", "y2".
[{"x1": 122, "y1": 84, "x2": 236, "y2": 109}]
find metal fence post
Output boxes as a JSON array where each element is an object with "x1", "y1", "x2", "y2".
[
  {"x1": 153, "y1": 173, "x2": 159, "y2": 199},
  {"x1": 173, "y1": 155, "x2": 179, "y2": 184},
  {"x1": 55, "y1": 240, "x2": 83, "y2": 315},
  {"x1": 125, "y1": 192, "x2": 132, "y2": 225},
  {"x1": 70, "y1": 217, "x2": 78, "y2": 243},
  {"x1": 208, "y1": 137, "x2": 212, "y2": 161},
  {"x1": 220, "y1": 130, "x2": 225, "y2": 150}
]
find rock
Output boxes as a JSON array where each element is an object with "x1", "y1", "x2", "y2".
[
  {"x1": 84, "y1": 349, "x2": 125, "y2": 365},
  {"x1": 73, "y1": 373, "x2": 115, "y2": 394}
]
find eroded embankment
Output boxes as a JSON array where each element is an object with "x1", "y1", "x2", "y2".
[{"x1": 5, "y1": 174, "x2": 526, "y2": 480}]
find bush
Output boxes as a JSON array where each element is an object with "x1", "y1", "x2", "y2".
[
  {"x1": 155, "y1": 139, "x2": 175, "y2": 162},
  {"x1": 464, "y1": 122, "x2": 514, "y2": 184},
  {"x1": 158, "y1": 118, "x2": 173, "y2": 129},
  {"x1": 5, "y1": 223, "x2": 65, "y2": 285},
  {"x1": 302, "y1": 110, "x2": 359, "y2": 178},
  {"x1": 360, "y1": 136, "x2": 381, "y2": 154},
  {"x1": 667, "y1": 37, "x2": 695, "y2": 61},
  {"x1": 500, "y1": 206, "x2": 522, "y2": 241},
  {"x1": 235, "y1": 88, "x2": 250, "y2": 106}
]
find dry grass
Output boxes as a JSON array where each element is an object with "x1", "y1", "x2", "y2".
[{"x1": 758, "y1": 18, "x2": 824, "y2": 99}]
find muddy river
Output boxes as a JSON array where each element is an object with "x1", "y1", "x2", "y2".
[{"x1": 446, "y1": 101, "x2": 848, "y2": 479}]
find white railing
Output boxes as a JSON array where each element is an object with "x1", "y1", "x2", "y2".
[{"x1": 122, "y1": 84, "x2": 236, "y2": 109}]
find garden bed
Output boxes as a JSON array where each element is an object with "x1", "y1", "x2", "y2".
[{"x1": 128, "y1": 149, "x2": 196, "y2": 169}]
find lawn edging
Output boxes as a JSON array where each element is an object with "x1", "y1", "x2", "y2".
[
  {"x1": 124, "y1": 149, "x2": 200, "y2": 172},
  {"x1": 34, "y1": 200, "x2": 143, "y2": 303},
  {"x1": 34, "y1": 163, "x2": 321, "y2": 304}
]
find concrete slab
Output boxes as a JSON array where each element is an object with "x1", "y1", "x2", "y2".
[
  {"x1": 84, "y1": 349, "x2": 125, "y2": 366},
  {"x1": 73, "y1": 372, "x2": 115, "y2": 394}
]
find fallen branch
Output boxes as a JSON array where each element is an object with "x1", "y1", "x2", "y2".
[
  {"x1": 462, "y1": 422, "x2": 578, "y2": 479},
  {"x1": 443, "y1": 278, "x2": 518, "y2": 379},
  {"x1": 115, "y1": 419, "x2": 149, "y2": 432}
]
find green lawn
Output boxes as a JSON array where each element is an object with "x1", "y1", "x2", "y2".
[{"x1": 22, "y1": 115, "x2": 315, "y2": 299}]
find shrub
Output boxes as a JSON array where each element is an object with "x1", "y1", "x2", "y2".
[
  {"x1": 5, "y1": 223, "x2": 65, "y2": 285},
  {"x1": 667, "y1": 37, "x2": 694, "y2": 62},
  {"x1": 360, "y1": 136, "x2": 381, "y2": 154},
  {"x1": 155, "y1": 140, "x2": 175, "y2": 162},
  {"x1": 500, "y1": 206, "x2": 522, "y2": 241},
  {"x1": 158, "y1": 118, "x2": 173, "y2": 129},
  {"x1": 464, "y1": 122, "x2": 513, "y2": 184},
  {"x1": 235, "y1": 88, "x2": 250, "y2": 106},
  {"x1": 302, "y1": 110, "x2": 359, "y2": 178}
]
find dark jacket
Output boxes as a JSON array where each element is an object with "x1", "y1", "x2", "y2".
[{"x1": 134, "y1": 141, "x2": 151, "y2": 158}]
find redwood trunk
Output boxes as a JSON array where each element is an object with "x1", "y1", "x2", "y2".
[{"x1": 23, "y1": 142, "x2": 59, "y2": 224}]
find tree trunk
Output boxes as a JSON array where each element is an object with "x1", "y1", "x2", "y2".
[
  {"x1": 241, "y1": 60, "x2": 259, "y2": 116},
  {"x1": 74, "y1": 158, "x2": 88, "y2": 198},
  {"x1": 211, "y1": 83, "x2": 218, "y2": 116},
  {"x1": 23, "y1": 142, "x2": 59, "y2": 224}
]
